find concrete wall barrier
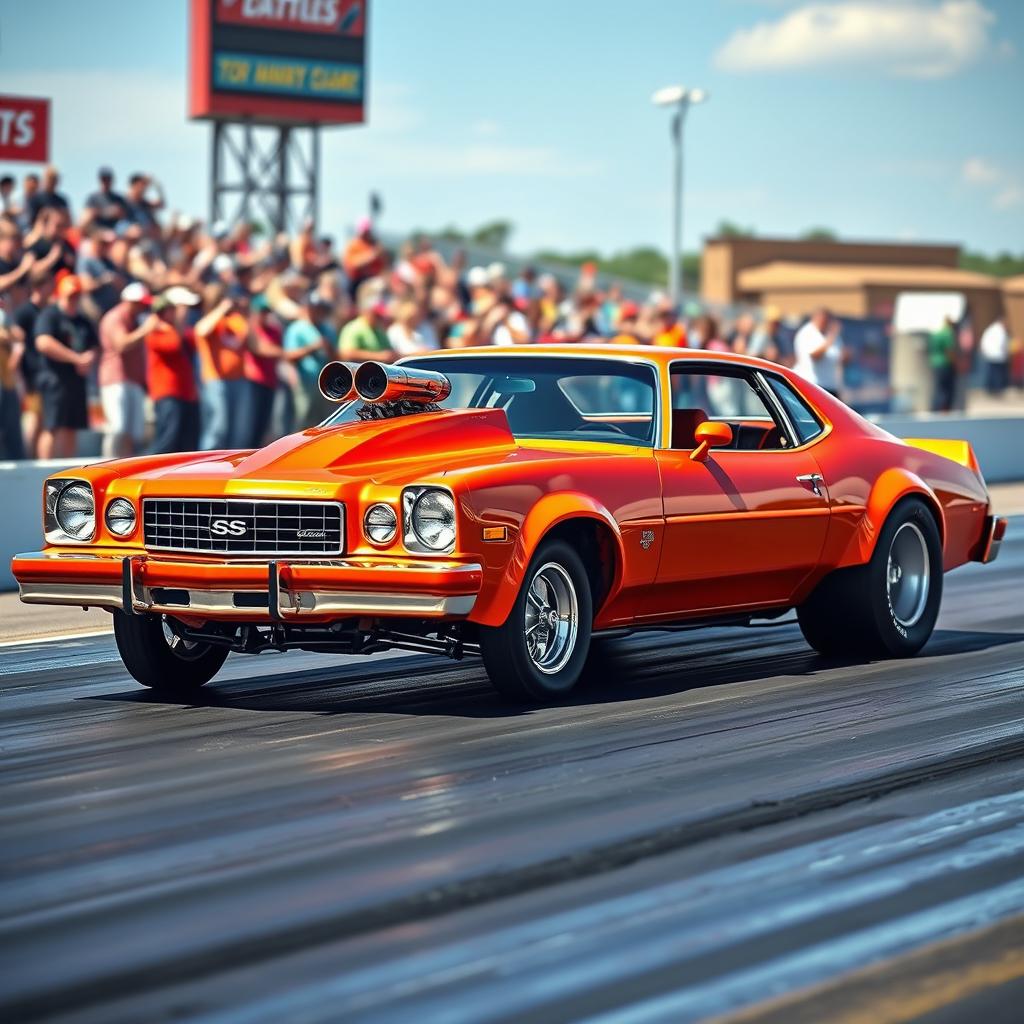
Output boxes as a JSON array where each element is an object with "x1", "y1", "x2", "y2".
[
  {"x1": 1, "y1": 459, "x2": 98, "y2": 591},
  {"x1": 873, "y1": 415, "x2": 1024, "y2": 485},
  {"x1": 2, "y1": 417, "x2": 1021, "y2": 591}
]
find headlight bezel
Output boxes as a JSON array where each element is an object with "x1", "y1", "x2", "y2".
[
  {"x1": 104, "y1": 497, "x2": 138, "y2": 538},
  {"x1": 402, "y1": 486, "x2": 457, "y2": 554},
  {"x1": 45, "y1": 478, "x2": 96, "y2": 544},
  {"x1": 363, "y1": 502, "x2": 398, "y2": 546}
]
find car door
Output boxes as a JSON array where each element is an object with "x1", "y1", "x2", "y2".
[{"x1": 638, "y1": 362, "x2": 830, "y2": 621}]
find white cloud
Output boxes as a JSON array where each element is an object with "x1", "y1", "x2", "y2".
[
  {"x1": 714, "y1": 1, "x2": 996, "y2": 78},
  {"x1": 961, "y1": 157, "x2": 1023, "y2": 211},
  {"x1": 993, "y1": 185, "x2": 1023, "y2": 210},
  {"x1": 962, "y1": 157, "x2": 1000, "y2": 185}
]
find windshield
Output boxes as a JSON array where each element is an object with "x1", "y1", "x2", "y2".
[{"x1": 324, "y1": 355, "x2": 659, "y2": 447}]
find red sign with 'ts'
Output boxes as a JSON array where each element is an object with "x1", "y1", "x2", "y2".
[{"x1": 0, "y1": 95, "x2": 50, "y2": 163}]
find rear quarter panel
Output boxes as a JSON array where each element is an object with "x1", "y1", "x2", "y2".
[{"x1": 813, "y1": 432, "x2": 989, "y2": 576}]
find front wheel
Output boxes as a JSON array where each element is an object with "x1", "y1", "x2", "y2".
[
  {"x1": 797, "y1": 497, "x2": 943, "y2": 659},
  {"x1": 479, "y1": 539, "x2": 593, "y2": 703},
  {"x1": 113, "y1": 611, "x2": 229, "y2": 693}
]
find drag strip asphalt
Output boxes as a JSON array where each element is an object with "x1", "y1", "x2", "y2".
[{"x1": 0, "y1": 519, "x2": 1022, "y2": 1022}]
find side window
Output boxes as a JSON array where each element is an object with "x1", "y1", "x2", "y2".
[
  {"x1": 765, "y1": 376, "x2": 823, "y2": 445},
  {"x1": 669, "y1": 366, "x2": 789, "y2": 451}
]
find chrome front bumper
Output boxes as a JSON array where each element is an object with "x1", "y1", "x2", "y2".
[{"x1": 14, "y1": 552, "x2": 482, "y2": 621}]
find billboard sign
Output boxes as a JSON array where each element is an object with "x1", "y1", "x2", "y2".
[
  {"x1": 0, "y1": 95, "x2": 50, "y2": 163},
  {"x1": 190, "y1": 0, "x2": 367, "y2": 125}
]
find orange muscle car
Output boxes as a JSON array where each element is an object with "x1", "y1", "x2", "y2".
[{"x1": 12, "y1": 346, "x2": 1007, "y2": 702}]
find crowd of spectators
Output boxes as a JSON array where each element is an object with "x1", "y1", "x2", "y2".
[{"x1": 1, "y1": 164, "x2": 1011, "y2": 461}]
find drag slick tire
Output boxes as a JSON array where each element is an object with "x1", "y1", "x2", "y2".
[
  {"x1": 797, "y1": 497, "x2": 943, "y2": 659},
  {"x1": 479, "y1": 539, "x2": 593, "y2": 703},
  {"x1": 113, "y1": 610, "x2": 229, "y2": 693}
]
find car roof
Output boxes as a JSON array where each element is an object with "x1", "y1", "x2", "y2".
[{"x1": 408, "y1": 344, "x2": 784, "y2": 374}]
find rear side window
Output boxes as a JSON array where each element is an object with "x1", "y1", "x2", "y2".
[{"x1": 765, "y1": 376, "x2": 823, "y2": 445}]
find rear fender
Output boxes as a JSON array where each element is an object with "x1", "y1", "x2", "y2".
[
  {"x1": 469, "y1": 492, "x2": 625, "y2": 628},
  {"x1": 839, "y1": 468, "x2": 945, "y2": 567}
]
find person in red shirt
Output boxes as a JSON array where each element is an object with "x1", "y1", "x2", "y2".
[
  {"x1": 146, "y1": 294, "x2": 200, "y2": 454},
  {"x1": 238, "y1": 295, "x2": 285, "y2": 449}
]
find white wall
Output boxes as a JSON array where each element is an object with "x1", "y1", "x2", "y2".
[
  {"x1": 2, "y1": 418, "x2": 1021, "y2": 591},
  {"x1": 1, "y1": 459, "x2": 98, "y2": 591},
  {"x1": 875, "y1": 415, "x2": 1024, "y2": 485}
]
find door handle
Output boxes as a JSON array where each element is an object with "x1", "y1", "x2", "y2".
[{"x1": 796, "y1": 473, "x2": 824, "y2": 497}]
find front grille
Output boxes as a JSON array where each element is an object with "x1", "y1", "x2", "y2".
[{"x1": 143, "y1": 499, "x2": 344, "y2": 556}]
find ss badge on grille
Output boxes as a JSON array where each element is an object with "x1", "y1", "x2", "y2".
[
  {"x1": 640, "y1": 529, "x2": 655, "y2": 551},
  {"x1": 210, "y1": 518, "x2": 248, "y2": 537}
]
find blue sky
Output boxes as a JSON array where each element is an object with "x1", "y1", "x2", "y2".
[{"x1": 2, "y1": 0, "x2": 1022, "y2": 257}]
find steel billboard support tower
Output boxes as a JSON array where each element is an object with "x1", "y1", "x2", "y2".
[
  {"x1": 209, "y1": 121, "x2": 320, "y2": 233},
  {"x1": 189, "y1": 0, "x2": 367, "y2": 235},
  {"x1": 652, "y1": 85, "x2": 708, "y2": 307}
]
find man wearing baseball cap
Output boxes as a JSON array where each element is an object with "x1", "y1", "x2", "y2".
[
  {"x1": 33, "y1": 275, "x2": 99, "y2": 459},
  {"x1": 97, "y1": 282, "x2": 156, "y2": 457},
  {"x1": 339, "y1": 289, "x2": 395, "y2": 364},
  {"x1": 147, "y1": 294, "x2": 200, "y2": 455}
]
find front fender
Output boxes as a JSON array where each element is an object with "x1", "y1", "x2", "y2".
[
  {"x1": 837, "y1": 467, "x2": 945, "y2": 567},
  {"x1": 468, "y1": 492, "x2": 625, "y2": 628}
]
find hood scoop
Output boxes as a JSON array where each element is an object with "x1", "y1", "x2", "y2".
[{"x1": 232, "y1": 407, "x2": 516, "y2": 476}]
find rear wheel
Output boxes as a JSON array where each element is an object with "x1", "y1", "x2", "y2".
[
  {"x1": 479, "y1": 539, "x2": 592, "y2": 703},
  {"x1": 797, "y1": 498, "x2": 942, "y2": 659},
  {"x1": 113, "y1": 611, "x2": 229, "y2": 693}
]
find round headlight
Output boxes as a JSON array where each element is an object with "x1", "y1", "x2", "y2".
[
  {"x1": 411, "y1": 490, "x2": 456, "y2": 551},
  {"x1": 105, "y1": 497, "x2": 137, "y2": 537},
  {"x1": 55, "y1": 482, "x2": 95, "y2": 540},
  {"x1": 364, "y1": 503, "x2": 398, "y2": 545}
]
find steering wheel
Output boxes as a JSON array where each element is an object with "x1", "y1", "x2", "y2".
[{"x1": 573, "y1": 422, "x2": 628, "y2": 435}]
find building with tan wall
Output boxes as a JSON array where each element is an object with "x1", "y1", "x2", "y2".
[
  {"x1": 700, "y1": 236, "x2": 1004, "y2": 331},
  {"x1": 1003, "y1": 275, "x2": 1024, "y2": 344}
]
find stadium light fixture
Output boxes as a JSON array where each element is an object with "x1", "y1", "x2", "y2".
[{"x1": 652, "y1": 85, "x2": 709, "y2": 305}]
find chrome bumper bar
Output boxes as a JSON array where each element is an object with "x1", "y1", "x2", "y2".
[{"x1": 17, "y1": 556, "x2": 479, "y2": 620}]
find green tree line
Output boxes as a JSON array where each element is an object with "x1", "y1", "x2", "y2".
[{"x1": 412, "y1": 220, "x2": 1024, "y2": 287}]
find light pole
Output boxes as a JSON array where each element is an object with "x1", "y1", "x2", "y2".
[{"x1": 652, "y1": 85, "x2": 708, "y2": 307}]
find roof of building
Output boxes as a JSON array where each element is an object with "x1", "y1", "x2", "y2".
[
  {"x1": 1002, "y1": 275, "x2": 1024, "y2": 294},
  {"x1": 737, "y1": 261, "x2": 1000, "y2": 293}
]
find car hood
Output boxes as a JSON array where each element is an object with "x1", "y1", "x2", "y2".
[{"x1": 131, "y1": 408, "x2": 518, "y2": 491}]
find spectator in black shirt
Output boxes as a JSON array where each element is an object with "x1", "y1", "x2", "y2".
[
  {"x1": 85, "y1": 167, "x2": 129, "y2": 229},
  {"x1": 28, "y1": 207, "x2": 75, "y2": 281},
  {"x1": 0, "y1": 176, "x2": 15, "y2": 217},
  {"x1": 125, "y1": 173, "x2": 164, "y2": 235},
  {"x1": 34, "y1": 274, "x2": 98, "y2": 459},
  {"x1": 10, "y1": 276, "x2": 54, "y2": 457},
  {"x1": 26, "y1": 166, "x2": 70, "y2": 225},
  {"x1": 17, "y1": 174, "x2": 39, "y2": 232}
]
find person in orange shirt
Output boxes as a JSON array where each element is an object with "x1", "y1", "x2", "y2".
[
  {"x1": 342, "y1": 217, "x2": 385, "y2": 300},
  {"x1": 651, "y1": 301, "x2": 688, "y2": 348},
  {"x1": 194, "y1": 284, "x2": 250, "y2": 450},
  {"x1": 610, "y1": 301, "x2": 644, "y2": 345}
]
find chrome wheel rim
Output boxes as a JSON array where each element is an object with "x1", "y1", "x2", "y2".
[
  {"x1": 161, "y1": 616, "x2": 205, "y2": 661},
  {"x1": 887, "y1": 523, "x2": 930, "y2": 628},
  {"x1": 524, "y1": 562, "x2": 579, "y2": 675}
]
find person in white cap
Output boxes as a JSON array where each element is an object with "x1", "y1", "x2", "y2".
[{"x1": 97, "y1": 282, "x2": 157, "y2": 457}]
